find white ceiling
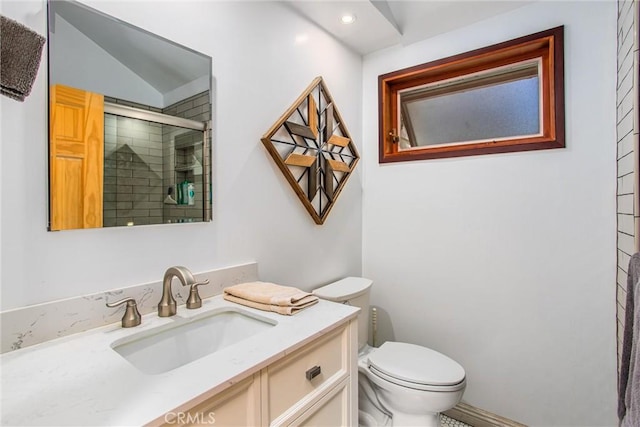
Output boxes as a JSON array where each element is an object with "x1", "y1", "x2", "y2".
[{"x1": 284, "y1": 0, "x2": 535, "y2": 55}]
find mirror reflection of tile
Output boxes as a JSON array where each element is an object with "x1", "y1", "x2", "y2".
[{"x1": 102, "y1": 93, "x2": 209, "y2": 227}]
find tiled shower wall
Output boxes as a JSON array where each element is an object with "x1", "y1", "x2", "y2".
[
  {"x1": 617, "y1": 0, "x2": 640, "y2": 365},
  {"x1": 103, "y1": 98, "x2": 164, "y2": 227},
  {"x1": 162, "y1": 91, "x2": 211, "y2": 223},
  {"x1": 103, "y1": 92, "x2": 210, "y2": 226}
]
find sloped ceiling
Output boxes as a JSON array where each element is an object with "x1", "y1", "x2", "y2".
[
  {"x1": 51, "y1": 0, "x2": 210, "y2": 96},
  {"x1": 284, "y1": 0, "x2": 535, "y2": 55},
  {"x1": 51, "y1": 0, "x2": 535, "y2": 97}
]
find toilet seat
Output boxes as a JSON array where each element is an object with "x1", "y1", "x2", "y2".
[{"x1": 367, "y1": 342, "x2": 466, "y2": 392}]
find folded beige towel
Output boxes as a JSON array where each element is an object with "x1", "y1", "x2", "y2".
[{"x1": 223, "y1": 281, "x2": 319, "y2": 315}]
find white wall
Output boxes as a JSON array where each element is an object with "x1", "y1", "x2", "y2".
[
  {"x1": 0, "y1": 0, "x2": 363, "y2": 311},
  {"x1": 362, "y1": 2, "x2": 617, "y2": 426}
]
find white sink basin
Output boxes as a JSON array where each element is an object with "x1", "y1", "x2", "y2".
[{"x1": 111, "y1": 307, "x2": 276, "y2": 374}]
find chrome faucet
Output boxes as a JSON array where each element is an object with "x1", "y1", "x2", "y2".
[{"x1": 158, "y1": 266, "x2": 205, "y2": 317}]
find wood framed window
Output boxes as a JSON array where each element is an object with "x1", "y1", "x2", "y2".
[{"x1": 379, "y1": 26, "x2": 564, "y2": 163}]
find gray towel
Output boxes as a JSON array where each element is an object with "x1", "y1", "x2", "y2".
[
  {"x1": 1, "y1": 15, "x2": 45, "y2": 102},
  {"x1": 620, "y1": 252, "x2": 640, "y2": 426}
]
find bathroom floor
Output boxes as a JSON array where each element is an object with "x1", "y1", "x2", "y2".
[{"x1": 441, "y1": 414, "x2": 472, "y2": 427}]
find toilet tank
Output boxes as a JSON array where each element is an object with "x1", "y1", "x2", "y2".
[{"x1": 312, "y1": 277, "x2": 373, "y2": 351}]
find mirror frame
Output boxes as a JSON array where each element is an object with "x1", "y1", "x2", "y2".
[{"x1": 378, "y1": 26, "x2": 565, "y2": 163}]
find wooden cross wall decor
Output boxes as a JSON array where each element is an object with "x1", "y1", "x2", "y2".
[{"x1": 261, "y1": 77, "x2": 360, "y2": 225}]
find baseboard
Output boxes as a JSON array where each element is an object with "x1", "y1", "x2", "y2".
[{"x1": 443, "y1": 402, "x2": 528, "y2": 427}]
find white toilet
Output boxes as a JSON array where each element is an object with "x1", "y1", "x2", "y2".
[{"x1": 313, "y1": 277, "x2": 466, "y2": 427}]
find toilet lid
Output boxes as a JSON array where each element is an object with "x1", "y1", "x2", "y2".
[{"x1": 368, "y1": 342, "x2": 465, "y2": 387}]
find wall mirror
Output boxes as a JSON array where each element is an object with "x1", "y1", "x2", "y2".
[
  {"x1": 47, "y1": 0, "x2": 212, "y2": 230},
  {"x1": 379, "y1": 26, "x2": 564, "y2": 163}
]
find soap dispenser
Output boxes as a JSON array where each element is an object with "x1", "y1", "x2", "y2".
[
  {"x1": 187, "y1": 182, "x2": 195, "y2": 205},
  {"x1": 181, "y1": 180, "x2": 190, "y2": 205}
]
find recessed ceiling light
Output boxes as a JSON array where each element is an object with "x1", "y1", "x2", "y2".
[
  {"x1": 295, "y1": 34, "x2": 309, "y2": 45},
  {"x1": 341, "y1": 14, "x2": 356, "y2": 24}
]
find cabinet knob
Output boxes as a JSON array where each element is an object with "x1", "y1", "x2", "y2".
[{"x1": 305, "y1": 365, "x2": 322, "y2": 381}]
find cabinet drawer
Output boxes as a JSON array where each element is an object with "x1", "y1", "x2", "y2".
[
  {"x1": 266, "y1": 324, "x2": 348, "y2": 423},
  {"x1": 289, "y1": 378, "x2": 349, "y2": 427}
]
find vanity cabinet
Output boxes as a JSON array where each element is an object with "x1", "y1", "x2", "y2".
[
  {"x1": 266, "y1": 324, "x2": 350, "y2": 425},
  {"x1": 161, "y1": 374, "x2": 261, "y2": 427},
  {"x1": 151, "y1": 319, "x2": 356, "y2": 427}
]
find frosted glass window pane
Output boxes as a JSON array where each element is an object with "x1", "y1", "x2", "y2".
[{"x1": 402, "y1": 76, "x2": 540, "y2": 147}]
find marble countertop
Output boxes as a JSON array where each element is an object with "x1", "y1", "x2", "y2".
[{"x1": 0, "y1": 296, "x2": 359, "y2": 426}]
